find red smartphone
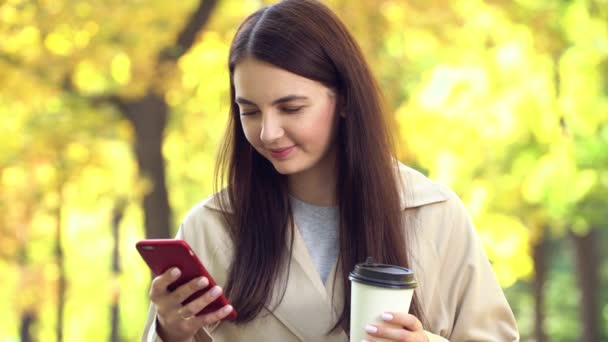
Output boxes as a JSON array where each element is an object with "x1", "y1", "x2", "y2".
[{"x1": 136, "y1": 239, "x2": 237, "y2": 320}]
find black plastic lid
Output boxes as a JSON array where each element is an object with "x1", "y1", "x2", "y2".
[{"x1": 348, "y1": 257, "x2": 417, "y2": 289}]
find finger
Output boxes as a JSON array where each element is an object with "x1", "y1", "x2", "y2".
[
  {"x1": 149, "y1": 268, "x2": 182, "y2": 300},
  {"x1": 382, "y1": 312, "x2": 423, "y2": 332},
  {"x1": 177, "y1": 285, "x2": 224, "y2": 319},
  {"x1": 365, "y1": 323, "x2": 414, "y2": 341},
  {"x1": 171, "y1": 276, "x2": 209, "y2": 304},
  {"x1": 192, "y1": 304, "x2": 235, "y2": 327}
]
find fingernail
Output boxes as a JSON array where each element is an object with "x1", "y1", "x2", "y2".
[
  {"x1": 382, "y1": 312, "x2": 394, "y2": 321},
  {"x1": 223, "y1": 305, "x2": 233, "y2": 314},
  {"x1": 365, "y1": 325, "x2": 378, "y2": 334},
  {"x1": 210, "y1": 286, "x2": 222, "y2": 297},
  {"x1": 171, "y1": 268, "x2": 180, "y2": 277},
  {"x1": 197, "y1": 277, "x2": 208, "y2": 287}
]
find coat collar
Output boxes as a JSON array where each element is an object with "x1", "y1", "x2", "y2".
[
  {"x1": 394, "y1": 162, "x2": 451, "y2": 209},
  {"x1": 202, "y1": 162, "x2": 450, "y2": 213}
]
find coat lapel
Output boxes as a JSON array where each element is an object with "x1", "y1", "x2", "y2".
[
  {"x1": 266, "y1": 223, "x2": 348, "y2": 341},
  {"x1": 324, "y1": 261, "x2": 345, "y2": 327}
]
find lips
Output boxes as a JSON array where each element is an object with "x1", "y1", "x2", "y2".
[{"x1": 269, "y1": 146, "x2": 295, "y2": 159}]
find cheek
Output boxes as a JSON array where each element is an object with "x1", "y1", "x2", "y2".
[{"x1": 306, "y1": 107, "x2": 337, "y2": 143}]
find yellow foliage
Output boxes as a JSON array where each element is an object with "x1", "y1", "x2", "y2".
[
  {"x1": 74, "y1": 59, "x2": 110, "y2": 94},
  {"x1": 74, "y1": 1, "x2": 93, "y2": 18},
  {"x1": 66, "y1": 142, "x2": 90, "y2": 162},
  {"x1": 33, "y1": 162, "x2": 56, "y2": 187},
  {"x1": 30, "y1": 212, "x2": 57, "y2": 238},
  {"x1": 1, "y1": 166, "x2": 26, "y2": 187},
  {"x1": 477, "y1": 213, "x2": 533, "y2": 286},
  {"x1": 111, "y1": 52, "x2": 132, "y2": 85},
  {"x1": 0, "y1": 3, "x2": 18, "y2": 24},
  {"x1": 44, "y1": 29, "x2": 74, "y2": 56},
  {"x1": 3, "y1": 25, "x2": 41, "y2": 56},
  {"x1": 464, "y1": 180, "x2": 491, "y2": 219}
]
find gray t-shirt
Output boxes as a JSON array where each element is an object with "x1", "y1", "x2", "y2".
[{"x1": 289, "y1": 195, "x2": 339, "y2": 283}]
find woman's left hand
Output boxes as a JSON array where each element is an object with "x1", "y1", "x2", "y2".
[{"x1": 363, "y1": 312, "x2": 429, "y2": 342}]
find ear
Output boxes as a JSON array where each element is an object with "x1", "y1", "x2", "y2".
[
  {"x1": 331, "y1": 91, "x2": 346, "y2": 118},
  {"x1": 337, "y1": 93, "x2": 346, "y2": 118}
]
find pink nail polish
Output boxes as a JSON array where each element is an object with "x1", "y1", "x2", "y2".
[{"x1": 365, "y1": 325, "x2": 378, "y2": 334}]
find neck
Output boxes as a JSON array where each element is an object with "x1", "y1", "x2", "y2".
[{"x1": 287, "y1": 148, "x2": 337, "y2": 207}]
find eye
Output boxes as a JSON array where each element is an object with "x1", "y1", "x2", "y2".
[
  {"x1": 239, "y1": 110, "x2": 259, "y2": 116},
  {"x1": 282, "y1": 106, "x2": 304, "y2": 114}
]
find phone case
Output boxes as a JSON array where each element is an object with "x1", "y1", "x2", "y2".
[{"x1": 136, "y1": 239, "x2": 237, "y2": 320}]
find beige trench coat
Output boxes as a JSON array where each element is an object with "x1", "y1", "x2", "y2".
[{"x1": 142, "y1": 163, "x2": 519, "y2": 341}]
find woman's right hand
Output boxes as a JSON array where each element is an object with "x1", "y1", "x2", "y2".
[{"x1": 149, "y1": 267, "x2": 234, "y2": 342}]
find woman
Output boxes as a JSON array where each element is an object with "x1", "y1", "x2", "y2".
[{"x1": 142, "y1": 0, "x2": 519, "y2": 341}]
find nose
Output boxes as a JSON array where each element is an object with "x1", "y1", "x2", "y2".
[{"x1": 260, "y1": 112, "x2": 284, "y2": 144}]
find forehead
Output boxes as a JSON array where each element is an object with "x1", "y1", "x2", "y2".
[{"x1": 233, "y1": 58, "x2": 330, "y2": 101}]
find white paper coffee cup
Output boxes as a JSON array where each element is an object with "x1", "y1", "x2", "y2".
[{"x1": 349, "y1": 257, "x2": 417, "y2": 342}]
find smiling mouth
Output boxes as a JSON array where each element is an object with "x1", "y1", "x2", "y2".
[{"x1": 269, "y1": 146, "x2": 295, "y2": 159}]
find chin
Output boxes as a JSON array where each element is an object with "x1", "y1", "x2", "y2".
[
  {"x1": 269, "y1": 159, "x2": 308, "y2": 175},
  {"x1": 271, "y1": 163, "x2": 301, "y2": 175}
]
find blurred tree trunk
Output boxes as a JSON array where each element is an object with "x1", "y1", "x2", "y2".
[
  {"x1": 18, "y1": 237, "x2": 36, "y2": 342},
  {"x1": 55, "y1": 184, "x2": 65, "y2": 342},
  {"x1": 571, "y1": 229, "x2": 600, "y2": 342},
  {"x1": 110, "y1": 199, "x2": 127, "y2": 342},
  {"x1": 532, "y1": 237, "x2": 548, "y2": 342},
  {"x1": 19, "y1": 311, "x2": 36, "y2": 342},
  {"x1": 15, "y1": 194, "x2": 36, "y2": 342},
  {"x1": 112, "y1": 0, "x2": 218, "y2": 239},
  {"x1": 117, "y1": 94, "x2": 171, "y2": 239}
]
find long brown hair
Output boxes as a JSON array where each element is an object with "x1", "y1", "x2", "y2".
[{"x1": 214, "y1": 0, "x2": 426, "y2": 333}]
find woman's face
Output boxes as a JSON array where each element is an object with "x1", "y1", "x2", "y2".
[{"x1": 233, "y1": 58, "x2": 338, "y2": 176}]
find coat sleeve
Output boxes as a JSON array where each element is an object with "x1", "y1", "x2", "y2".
[
  {"x1": 140, "y1": 227, "x2": 215, "y2": 342},
  {"x1": 424, "y1": 330, "x2": 449, "y2": 341},
  {"x1": 434, "y1": 194, "x2": 520, "y2": 341},
  {"x1": 141, "y1": 303, "x2": 163, "y2": 342},
  {"x1": 140, "y1": 304, "x2": 214, "y2": 342}
]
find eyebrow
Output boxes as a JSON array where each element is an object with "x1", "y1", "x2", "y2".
[{"x1": 235, "y1": 95, "x2": 309, "y2": 106}]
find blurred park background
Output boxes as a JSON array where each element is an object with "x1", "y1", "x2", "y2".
[{"x1": 1, "y1": 0, "x2": 607, "y2": 341}]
